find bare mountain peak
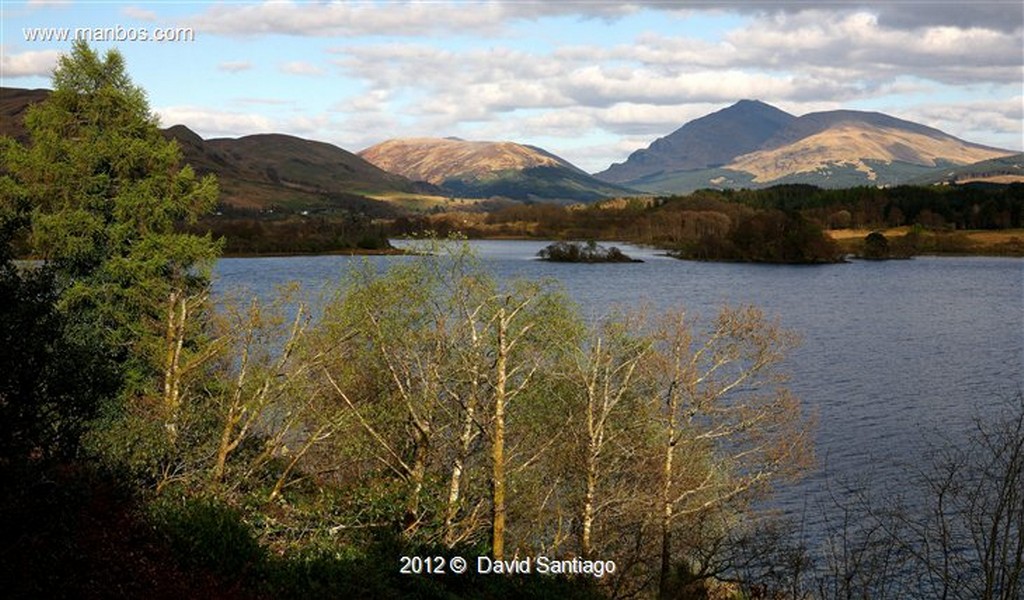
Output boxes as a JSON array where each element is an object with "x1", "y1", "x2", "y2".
[
  {"x1": 359, "y1": 137, "x2": 573, "y2": 185},
  {"x1": 596, "y1": 100, "x2": 796, "y2": 182},
  {"x1": 359, "y1": 137, "x2": 632, "y2": 202}
]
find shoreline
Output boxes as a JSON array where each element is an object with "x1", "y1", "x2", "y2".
[{"x1": 220, "y1": 247, "x2": 410, "y2": 258}]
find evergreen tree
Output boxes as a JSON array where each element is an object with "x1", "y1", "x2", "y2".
[{"x1": 1, "y1": 41, "x2": 220, "y2": 463}]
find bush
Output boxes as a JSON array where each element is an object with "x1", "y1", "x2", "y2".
[
  {"x1": 861, "y1": 231, "x2": 890, "y2": 259},
  {"x1": 150, "y1": 495, "x2": 266, "y2": 580}
]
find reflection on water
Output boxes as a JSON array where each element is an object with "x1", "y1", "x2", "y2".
[{"x1": 213, "y1": 240, "x2": 1023, "y2": 533}]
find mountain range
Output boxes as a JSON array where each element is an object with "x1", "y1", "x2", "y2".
[
  {"x1": 161, "y1": 124, "x2": 429, "y2": 215},
  {"x1": 2, "y1": 87, "x2": 1020, "y2": 211},
  {"x1": 595, "y1": 99, "x2": 1018, "y2": 193}
]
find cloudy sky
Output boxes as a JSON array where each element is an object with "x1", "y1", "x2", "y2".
[{"x1": 2, "y1": 1, "x2": 1022, "y2": 172}]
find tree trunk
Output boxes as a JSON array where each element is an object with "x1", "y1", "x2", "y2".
[
  {"x1": 162, "y1": 289, "x2": 185, "y2": 444},
  {"x1": 445, "y1": 393, "x2": 478, "y2": 546},
  {"x1": 491, "y1": 308, "x2": 508, "y2": 561},
  {"x1": 404, "y1": 422, "x2": 429, "y2": 535},
  {"x1": 659, "y1": 387, "x2": 678, "y2": 600},
  {"x1": 211, "y1": 416, "x2": 234, "y2": 484},
  {"x1": 581, "y1": 377, "x2": 598, "y2": 559},
  {"x1": 582, "y1": 445, "x2": 597, "y2": 559}
]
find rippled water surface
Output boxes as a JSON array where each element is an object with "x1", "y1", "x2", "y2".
[{"x1": 213, "y1": 240, "x2": 1023, "y2": 528}]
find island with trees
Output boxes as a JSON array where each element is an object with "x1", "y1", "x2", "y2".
[{"x1": 537, "y1": 240, "x2": 642, "y2": 262}]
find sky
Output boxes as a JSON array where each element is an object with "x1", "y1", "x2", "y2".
[{"x1": 2, "y1": 1, "x2": 1022, "y2": 173}]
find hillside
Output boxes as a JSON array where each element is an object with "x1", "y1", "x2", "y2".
[
  {"x1": 727, "y1": 111, "x2": 1013, "y2": 185},
  {"x1": 908, "y1": 152, "x2": 1024, "y2": 185},
  {"x1": 598, "y1": 100, "x2": 1018, "y2": 193},
  {"x1": 595, "y1": 99, "x2": 795, "y2": 183},
  {"x1": 360, "y1": 137, "x2": 635, "y2": 203},
  {"x1": 2, "y1": 87, "x2": 432, "y2": 215},
  {"x1": 0, "y1": 87, "x2": 49, "y2": 143},
  {"x1": 7, "y1": 86, "x2": 1017, "y2": 205}
]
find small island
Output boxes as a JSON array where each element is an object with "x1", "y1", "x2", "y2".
[{"x1": 537, "y1": 240, "x2": 643, "y2": 263}]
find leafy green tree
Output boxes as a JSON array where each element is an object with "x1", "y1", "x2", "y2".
[{"x1": 1, "y1": 40, "x2": 220, "y2": 469}]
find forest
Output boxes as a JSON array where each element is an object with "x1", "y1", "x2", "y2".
[
  {"x1": 394, "y1": 183, "x2": 1024, "y2": 261},
  {"x1": 1, "y1": 42, "x2": 1021, "y2": 600}
]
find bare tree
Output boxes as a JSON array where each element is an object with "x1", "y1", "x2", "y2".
[
  {"x1": 799, "y1": 396, "x2": 1023, "y2": 600},
  {"x1": 568, "y1": 313, "x2": 651, "y2": 560},
  {"x1": 209, "y1": 290, "x2": 330, "y2": 496},
  {"x1": 877, "y1": 398, "x2": 1023, "y2": 600},
  {"x1": 644, "y1": 306, "x2": 813, "y2": 599}
]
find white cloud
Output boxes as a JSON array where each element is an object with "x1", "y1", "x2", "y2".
[
  {"x1": 217, "y1": 61, "x2": 252, "y2": 73},
  {"x1": 279, "y1": 61, "x2": 324, "y2": 77},
  {"x1": 1, "y1": 48, "x2": 60, "y2": 78},
  {"x1": 596, "y1": 103, "x2": 723, "y2": 135},
  {"x1": 163, "y1": 2, "x2": 1022, "y2": 170},
  {"x1": 725, "y1": 1, "x2": 1023, "y2": 33},
  {"x1": 183, "y1": 1, "x2": 1023, "y2": 38},
  {"x1": 155, "y1": 106, "x2": 275, "y2": 136},
  {"x1": 121, "y1": 5, "x2": 157, "y2": 22},
  {"x1": 562, "y1": 66, "x2": 858, "y2": 106},
  {"x1": 723, "y1": 10, "x2": 1023, "y2": 85},
  {"x1": 898, "y1": 97, "x2": 1024, "y2": 151},
  {"x1": 188, "y1": 0, "x2": 507, "y2": 37}
]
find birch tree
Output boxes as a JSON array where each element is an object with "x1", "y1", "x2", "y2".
[
  {"x1": 568, "y1": 314, "x2": 652, "y2": 560},
  {"x1": 646, "y1": 306, "x2": 813, "y2": 598}
]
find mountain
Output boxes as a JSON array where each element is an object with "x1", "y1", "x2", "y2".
[
  {"x1": 598, "y1": 101, "x2": 1018, "y2": 193},
  {"x1": 0, "y1": 87, "x2": 50, "y2": 143},
  {"x1": 596, "y1": 99, "x2": 796, "y2": 183},
  {"x1": 2, "y1": 87, "x2": 428, "y2": 215},
  {"x1": 359, "y1": 137, "x2": 635, "y2": 202},
  {"x1": 164, "y1": 126, "x2": 439, "y2": 214},
  {"x1": 907, "y1": 152, "x2": 1024, "y2": 186}
]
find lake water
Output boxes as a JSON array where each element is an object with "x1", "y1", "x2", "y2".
[{"x1": 213, "y1": 240, "x2": 1023, "y2": 532}]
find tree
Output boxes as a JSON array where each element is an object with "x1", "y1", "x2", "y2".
[
  {"x1": 742, "y1": 397, "x2": 1023, "y2": 600},
  {"x1": 861, "y1": 231, "x2": 891, "y2": 259},
  {"x1": 309, "y1": 240, "x2": 583, "y2": 555},
  {"x1": 566, "y1": 313, "x2": 652, "y2": 560},
  {"x1": 3, "y1": 40, "x2": 219, "y2": 387},
  {"x1": 644, "y1": 306, "x2": 813, "y2": 598},
  {"x1": 1, "y1": 40, "x2": 220, "y2": 473}
]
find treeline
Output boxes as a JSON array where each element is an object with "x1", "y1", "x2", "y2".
[
  {"x1": 399, "y1": 183, "x2": 1022, "y2": 262},
  {"x1": 410, "y1": 195, "x2": 845, "y2": 263},
  {"x1": 715, "y1": 183, "x2": 1024, "y2": 230},
  {"x1": 184, "y1": 213, "x2": 393, "y2": 255}
]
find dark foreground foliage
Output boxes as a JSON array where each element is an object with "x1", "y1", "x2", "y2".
[{"x1": 0, "y1": 461, "x2": 604, "y2": 600}]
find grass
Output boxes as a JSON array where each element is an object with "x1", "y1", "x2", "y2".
[
  {"x1": 367, "y1": 192, "x2": 476, "y2": 212},
  {"x1": 828, "y1": 228, "x2": 1024, "y2": 257}
]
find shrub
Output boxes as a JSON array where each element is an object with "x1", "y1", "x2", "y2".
[{"x1": 149, "y1": 495, "x2": 265, "y2": 580}]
